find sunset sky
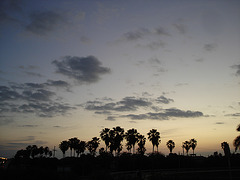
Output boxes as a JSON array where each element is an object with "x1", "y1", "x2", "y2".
[{"x1": 0, "y1": 0, "x2": 240, "y2": 158}]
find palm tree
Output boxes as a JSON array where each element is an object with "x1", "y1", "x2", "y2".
[
  {"x1": 233, "y1": 124, "x2": 240, "y2": 152},
  {"x1": 100, "y1": 128, "x2": 111, "y2": 152},
  {"x1": 68, "y1": 137, "x2": 80, "y2": 157},
  {"x1": 221, "y1": 141, "x2": 231, "y2": 157},
  {"x1": 147, "y1": 129, "x2": 161, "y2": 153},
  {"x1": 87, "y1": 137, "x2": 100, "y2": 156},
  {"x1": 125, "y1": 128, "x2": 139, "y2": 153},
  {"x1": 190, "y1": 138, "x2": 197, "y2": 155},
  {"x1": 182, "y1": 141, "x2": 191, "y2": 156},
  {"x1": 166, "y1": 140, "x2": 175, "y2": 154},
  {"x1": 59, "y1": 140, "x2": 69, "y2": 158},
  {"x1": 76, "y1": 141, "x2": 86, "y2": 157},
  {"x1": 137, "y1": 134, "x2": 146, "y2": 155},
  {"x1": 109, "y1": 126, "x2": 125, "y2": 155}
]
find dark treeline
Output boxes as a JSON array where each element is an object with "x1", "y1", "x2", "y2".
[{"x1": 1, "y1": 125, "x2": 240, "y2": 179}]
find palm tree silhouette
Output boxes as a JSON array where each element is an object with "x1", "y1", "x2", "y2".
[
  {"x1": 109, "y1": 126, "x2": 125, "y2": 155},
  {"x1": 137, "y1": 134, "x2": 146, "y2": 155},
  {"x1": 76, "y1": 141, "x2": 86, "y2": 157},
  {"x1": 147, "y1": 129, "x2": 161, "y2": 153},
  {"x1": 68, "y1": 137, "x2": 80, "y2": 157},
  {"x1": 182, "y1": 141, "x2": 191, "y2": 156},
  {"x1": 125, "y1": 128, "x2": 139, "y2": 154},
  {"x1": 190, "y1": 138, "x2": 197, "y2": 155},
  {"x1": 100, "y1": 128, "x2": 111, "y2": 152},
  {"x1": 59, "y1": 140, "x2": 69, "y2": 158},
  {"x1": 166, "y1": 140, "x2": 175, "y2": 154},
  {"x1": 233, "y1": 124, "x2": 240, "y2": 152},
  {"x1": 87, "y1": 137, "x2": 100, "y2": 156},
  {"x1": 221, "y1": 141, "x2": 231, "y2": 157}
]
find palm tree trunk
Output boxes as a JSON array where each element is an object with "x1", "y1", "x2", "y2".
[{"x1": 152, "y1": 145, "x2": 154, "y2": 153}]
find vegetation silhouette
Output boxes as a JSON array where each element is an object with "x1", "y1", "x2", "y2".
[
  {"x1": 147, "y1": 129, "x2": 161, "y2": 153},
  {"x1": 233, "y1": 124, "x2": 240, "y2": 152},
  {"x1": 166, "y1": 140, "x2": 175, "y2": 154},
  {"x1": 3, "y1": 124, "x2": 240, "y2": 180}
]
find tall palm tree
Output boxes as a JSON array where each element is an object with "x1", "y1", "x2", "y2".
[
  {"x1": 147, "y1": 129, "x2": 161, "y2": 153},
  {"x1": 166, "y1": 140, "x2": 175, "y2": 154},
  {"x1": 87, "y1": 137, "x2": 100, "y2": 156},
  {"x1": 100, "y1": 128, "x2": 111, "y2": 152},
  {"x1": 125, "y1": 128, "x2": 139, "y2": 154},
  {"x1": 137, "y1": 134, "x2": 146, "y2": 155},
  {"x1": 59, "y1": 140, "x2": 69, "y2": 158},
  {"x1": 76, "y1": 141, "x2": 86, "y2": 157},
  {"x1": 221, "y1": 141, "x2": 231, "y2": 157},
  {"x1": 109, "y1": 126, "x2": 125, "y2": 155},
  {"x1": 182, "y1": 141, "x2": 191, "y2": 156},
  {"x1": 190, "y1": 138, "x2": 197, "y2": 155},
  {"x1": 68, "y1": 137, "x2": 80, "y2": 157},
  {"x1": 233, "y1": 124, "x2": 240, "y2": 152}
]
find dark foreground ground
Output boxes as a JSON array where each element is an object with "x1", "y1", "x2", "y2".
[{"x1": 1, "y1": 153, "x2": 240, "y2": 180}]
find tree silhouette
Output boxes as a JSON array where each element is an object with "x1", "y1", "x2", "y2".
[
  {"x1": 68, "y1": 137, "x2": 80, "y2": 157},
  {"x1": 109, "y1": 126, "x2": 125, "y2": 155},
  {"x1": 76, "y1": 140, "x2": 86, "y2": 157},
  {"x1": 182, "y1": 141, "x2": 191, "y2": 156},
  {"x1": 100, "y1": 128, "x2": 111, "y2": 152},
  {"x1": 137, "y1": 134, "x2": 146, "y2": 155},
  {"x1": 233, "y1": 124, "x2": 240, "y2": 152},
  {"x1": 87, "y1": 137, "x2": 100, "y2": 156},
  {"x1": 221, "y1": 141, "x2": 231, "y2": 157},
  {"x1": 147, "y1": 129, "x2": 161, "y2": 153},
  {"x1": 59, "y1": 140, "x2": 69, "y2": 158},
  {"x1": 190, "y1": 138, "x2": 197, "y2": 155},
  {"x1": 125, "y1": 128, "x2": 139, "y2": 154},
  {"x1": 166, "y1": 140, "x2": 175, "y2": 154}
]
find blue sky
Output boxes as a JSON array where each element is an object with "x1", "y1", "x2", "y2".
[{"x1": 0, "y1": 0, "x2": 240, "y2": 158}]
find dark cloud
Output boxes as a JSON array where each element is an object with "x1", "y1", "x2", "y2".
[
  {"x1": 106, "y1": 116, "x2": 116, "y2": 121},
  {"x1": 156, "y1": 96, "x2": 174, "y2": 104},
  {"x1": 154, "y1": 27, "x2": 171, "y2": 36},
  {"x1": 173, "y1": 23, "x2": 186, "y2": 34},
  {"x1": 25, "y1": 11, "x2": 65, "y2": 35},
  {"x1": 225, "y1": 113, "x2": 240, "y2": 117},
  {"x1": 122, "y1": 28, "x2": 149, "y2": 41},
  {"x1": 203, "y1": 43, "x2": 217, "y2": 51},
  {"x1": 52, "y1": 56, "x2": 111, "y2": 83},
  {"x1": 215, "y1": 122, "x2": 224, "y2": 124},
  {"x1": 231, "y1": 64, "x2": 240, "y2": 76},
  {"x1": 0, "y1": 81, "x2": 75, "y2": 118},
  {"x1": 0, "y1": 86, "x2": 22, "y2": 101},
  {"x1": 85, "y1": 96, "x2": 151, "y2": 112},
  {"x1": 18, "y1": 125, "x2": 38, "y2": 127},
  {"x1": 124, "y1": 108, "x2": 203, "y2": 120}
]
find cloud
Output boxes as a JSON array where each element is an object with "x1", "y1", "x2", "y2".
[
  {"x1": 173, "y1": 23, "x2": 186, "y2": 34},
  {"x1": 215, "y1": 122, "x2": 224, "y2": 124},
  {"x1": 124, "y1": 108, "x2": 204, "y2": 120},
  {"x1": 153, "y1": 27, "x2": 171, "y2": 36},
  {"x1": 25, "y1": 11, "x2": 65, "y2": 36},
  {"x1": 85, "y1": 96, "x2": 152, "y2": 112},
  {"x1": 106, "y1": 116, "x2": 116, "y2": 121},
  {"x1": 203, "y1": 43, "x2": 217, "y2": 51},
  {"x1": 231, "y1": 64, "x2": 240, "y2": 76},
  {"x1": 122, "y1": 28, "x2": 150, "y2": 41},
  {"x1": 52, "y1": 56, "x2": 111, "y2": 84},
  {"x1": 225, "y1": 113, "x2": 240, "y2": 117},
  {"x1": 18, "y1": 125, "x2": 38, "y2": 127},
  {"x1": 0, "y1": 81, "x2": 75, "y2": 118},
  {"x1": 156, "y1": 96, "x2": 174, "y2": 104}
]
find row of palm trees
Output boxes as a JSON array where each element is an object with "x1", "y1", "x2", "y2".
[
  {"x1": 59, "y1": 127, "x2": 198, "y2": 158},
  {"x1": 15, "y1": 145, "x2": 52, "y2": 159}
]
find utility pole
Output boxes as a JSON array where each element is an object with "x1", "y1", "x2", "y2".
[{"x1": 53, "y1": 146, "x2": 57, "y2": 158}]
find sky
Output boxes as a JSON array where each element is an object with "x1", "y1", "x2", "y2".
[{"x1": 0, "y1": 0, "x2": 240, "y2": 158}]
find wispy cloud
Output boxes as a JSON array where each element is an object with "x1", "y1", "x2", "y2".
[{"x1": 231, "y1": 64, "x2": 240, "y2": 76}]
